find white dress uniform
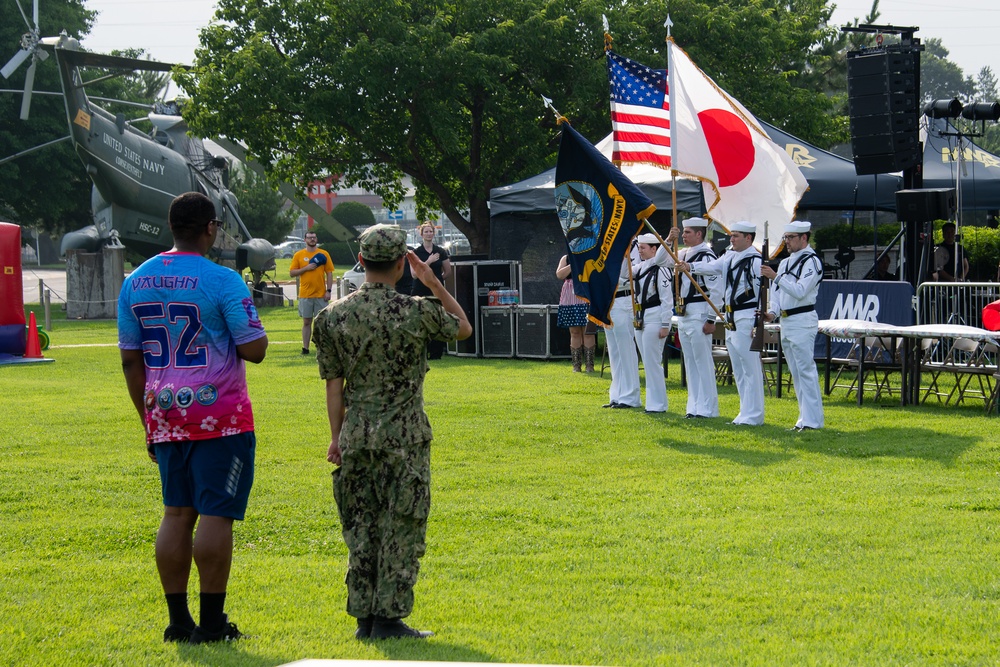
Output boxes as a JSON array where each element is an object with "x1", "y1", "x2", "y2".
[
  {"x1": 676, "y1": 241, "x2": 721, "y2": 418},
  {"x1": 604, "y1": 256, "x2": 641, "y2": 408},
  {"x1": 770, "y1": 244, "x2": 824, "y2": 429},
  {"x1": 632, "y1": 247, "x2": 674, "y2": 412},
  {"x1": 689, "y1": 244, "x2": 764, "y2": 425}
]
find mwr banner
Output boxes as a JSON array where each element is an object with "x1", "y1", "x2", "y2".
[
  {"x1": 814, "y1": 280, "x2": 916, "y2": 358},
  {"x1": 555, "y1": 123, "x2": 656, "y2": 327}
]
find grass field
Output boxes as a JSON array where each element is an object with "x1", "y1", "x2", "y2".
[{"x1": 2, "y1": 305, "x2": 999, "y2": 666}]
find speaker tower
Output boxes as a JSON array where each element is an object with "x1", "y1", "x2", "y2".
[{"x1": 847, "y1": 51, "x2": 919, "y2": 175}]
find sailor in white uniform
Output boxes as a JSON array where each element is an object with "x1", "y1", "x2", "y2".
[
  {"x1": 631, "y1": 233, "x2": 674, "y2": 413},
  {"x1": 761, "y1": 220, "x2": 824, "y2": 431}
]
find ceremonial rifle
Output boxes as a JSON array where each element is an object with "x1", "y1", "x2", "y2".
[{"x1": 750, "y1": 222, "x2": 769, "y2": 352}]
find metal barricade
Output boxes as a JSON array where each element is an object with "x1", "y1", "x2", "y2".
[{"x1": 915, "y1": 282, "x2": 1000, "y2": 329}]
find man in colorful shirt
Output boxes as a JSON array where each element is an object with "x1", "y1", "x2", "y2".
[{"x1": 118, "y1": 192, "x2": 268, "y2": 644}]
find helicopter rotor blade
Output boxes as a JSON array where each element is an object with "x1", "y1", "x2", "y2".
[
  {"x1": 1, "y1": 48, "x2": 30, "y2": 79},
  {"x1": 32, "y1": 0, "x2": 39, "y2": 29},
  {"x1": 13, "y1": 0, "x2": 31, "y2": 30},
  {"x1": 20, "y1": 57, "x2": 36, "y2": 120},
  {"x1": 60, "y1": 49, "x2": 183, "y2": 73}
]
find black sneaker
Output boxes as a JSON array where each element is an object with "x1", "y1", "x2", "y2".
[
  {"x1": 301, "y1": 347, "x2": 310, "y2": 355},
  {"x1": 163, "y1": 624, "x2": 193, "y2": 642},
  {"x1": 189, "y1": 616, "x2": 245, "y2": 644},
  {"x1": 370, "y1": 617, "x2": 433, "y2": 639}
]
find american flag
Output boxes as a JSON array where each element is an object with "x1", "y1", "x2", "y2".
[{"x1": 607, "y1": 51, "x2": 670, "y2": 168}]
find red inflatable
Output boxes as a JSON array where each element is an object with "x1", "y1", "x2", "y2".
[
  {"x1": 0, "y1": 222, "x2": 26, "y2": 355},
  {"x1": 983, "y1": 300, "x2": 1000, "y2": 331}
]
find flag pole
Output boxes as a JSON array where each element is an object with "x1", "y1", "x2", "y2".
[
  {"x1": 665, "y1": 17, "x2": 683, "y2": 313},
  {"x1": 540, "y1": 95, "x2": 568, "y2": 125},
  {"x1": 641, "y1": 219, "x2": 724, "y2": 322}
]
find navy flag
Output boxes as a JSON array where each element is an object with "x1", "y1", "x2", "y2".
[{"x1": 555, "y1": 123, "x2": 656, "y2": 327}]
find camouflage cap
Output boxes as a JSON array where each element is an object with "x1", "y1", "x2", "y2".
[{"x1": 359, "y1": 224, "x2": 407, "y2": 262}]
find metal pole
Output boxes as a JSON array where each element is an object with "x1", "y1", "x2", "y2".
[{"x1": 43, "y1": 287, "x2": 51, "y2": 331}]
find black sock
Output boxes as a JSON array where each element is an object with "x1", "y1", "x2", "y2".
[
  {"x1": 199, "y1": 592, "x2": 227, "y2": 632},
  {"x1": 165, "y1": 593, "x2": 195, "y2": 630}
]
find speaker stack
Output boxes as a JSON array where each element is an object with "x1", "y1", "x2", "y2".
[{"x1": 847, "y1": 51, "x2": 919, "y2": 175}]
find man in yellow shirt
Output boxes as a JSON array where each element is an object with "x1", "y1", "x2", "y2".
[{"x1": 290, "y1": 231, "x2": 334, "y2": 354}]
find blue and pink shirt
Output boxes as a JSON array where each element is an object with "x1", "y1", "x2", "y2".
[{"x1": 118, "y1": 252, "x2": 267, "y2": 444}]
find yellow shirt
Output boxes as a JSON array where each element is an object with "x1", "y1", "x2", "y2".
[{"x1": 291, "y1": 247, "x2": 334, "y2": 298}]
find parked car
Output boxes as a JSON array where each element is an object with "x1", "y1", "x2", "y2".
[
  {"x1": 341, "y1": 245, "x2": 416, "y2": 292},
  {"x1": 274, "y1": 240, "x2": 307, "y2": 258}
]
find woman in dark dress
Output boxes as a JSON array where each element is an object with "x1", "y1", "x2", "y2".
[{"x1": 411, "y1": 221, "x2": 452, "y2": 359}]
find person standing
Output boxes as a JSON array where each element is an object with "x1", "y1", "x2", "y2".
[
  {"x1": 761, "y1": 220, "x2": 824, "y2": 431},
  {"x1": 556, "y1": 254, "x2": 596, "y2": 372},
  {"x1": 118, "y1": 192, "x2": 268, "y2": 644},
  {"x1": 410, "y1": 221, "x2": 452, "y2": 359},
  {"x1": 679, "y1": 221, "x2": 764, "y2": 425},
  {"x1": 313, "y1": 224, "x2": 472, "y2": 640},
  {"x1": 675, "y1": 217, "x2": 721, "y2": 418},
  {"x1": 932, "y1": 222, "x2": 968, "y2": 282},
  {"x1": 632, "y1": 233, "x2": 674, "y2": 413},
  {"x1": 603, "y1": 252, "x2": 642, "y2": 409},
  {"x1": 290, "y1": 230, "x2": 334, "y2": 355}
]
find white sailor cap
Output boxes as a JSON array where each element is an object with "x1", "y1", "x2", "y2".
[
  {"x1": 684, "y1": 217, "x2": 709, "y2": 229},
  {"x1": 636, "y1": 233, "x2": 660, "y2": 245},
  {"x1": 730, "y1": 220, "x2": 756, "y2": 234},
  {"x1": 785, "y1": 220, "x2": 812, "y2": 234}
]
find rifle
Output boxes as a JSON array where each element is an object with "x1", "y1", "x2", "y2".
[{"x1": 750, "y1": 222, "x2": 769, "y2": 352}]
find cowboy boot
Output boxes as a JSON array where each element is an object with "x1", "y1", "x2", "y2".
[
  {"x1": 571, "y1": 346, "x2": 583, "y2": 372},
  {"x1": 584, "y1": 345, "x2": 596, "y2": 373}
]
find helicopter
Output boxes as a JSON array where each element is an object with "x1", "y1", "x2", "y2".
[{"x1": 2, "y1": 0, "x2": 356, "y2": 287}]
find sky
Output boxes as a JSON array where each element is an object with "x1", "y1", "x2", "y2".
[{"x1": 77, "y1": 0, "x2": 998, "y2": 82}]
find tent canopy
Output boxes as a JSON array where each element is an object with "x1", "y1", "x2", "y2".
[
  {"x1": 923, "y1": 117, "x2": 1000, "y2": 211},
  {"x1": 490, "y1": 123, "x2": 902, "y2": 218}
]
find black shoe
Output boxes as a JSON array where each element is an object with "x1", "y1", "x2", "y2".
[
  {"x1": 794, "y1": 425, "x2": 819, "y2": 432},
  {"x1": 355, "y1": 617, "x2": 373, "y2": 639},
  {"x1": 370, "y1": 617, "x2": 434, "y2": 640},
  {"x1": 644, "y1": 410, "x2": 665, "y2": 414},
  {"x1": 163, "y1": 624, "x2": 193, "y2": 643},
  {"x1": 685, "y1": 413, "x2": 695, "y2": 418},
  {"x1": 189, "y1": 616, "x2": 245, "y2": 644},
  {"x1": 301, "y1": 347, "x2": 310, "y2": 355},
  {"x1": 611, "y1": 403, "x2": 636, "y2": 409},
  {"x1": 602, "y1": 402, "x2": 619, "y2": 408}
]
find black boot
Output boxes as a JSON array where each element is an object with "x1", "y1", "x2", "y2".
[
  {"x1": 355, "y1": 616, "x2": 373, "y2": 639},
  {"x1": 371, "y1": 616, "x2": 434, "y2": 639}
]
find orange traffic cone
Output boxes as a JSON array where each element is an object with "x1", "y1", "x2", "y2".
[{"x1": 25, "y1": 312, "x2": 43, "y2": 359}]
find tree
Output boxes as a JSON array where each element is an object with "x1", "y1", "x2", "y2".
[
  {"x1": 974, "y1": 66, "x2": 998, "y2": 103},
  {"x1": 920, "y1": 38, "x2": 974, "y2": 107},
  {"x1": 228, "y1": 166, "x2": 297, "y2": 243},
  {"x1": 0, "y1": 0, "x2": 95, "y2": 235},
  {"x1": 330, "y1": 201, "x2": 375, "y2": 235},
  {"x1": 177, "y1": 0, "x2": 840, "y2": 253}
]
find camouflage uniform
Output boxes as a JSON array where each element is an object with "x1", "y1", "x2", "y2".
[{"x1": 314, "y1": 265, "x2": 461, "y2": 620}]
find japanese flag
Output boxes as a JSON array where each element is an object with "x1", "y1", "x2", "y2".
[{"x1": 668, "y1": 40, "x2": 807, "y2": 238}]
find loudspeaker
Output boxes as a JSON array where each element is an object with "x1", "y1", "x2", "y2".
[
  {"x1": 481, "y1": 306, "x2": 515, "y2": 357},
  {"x1": 895, "y1": 188, "x2": 956, "y2": 223},
  {"x1": 847, "y1": 51, "x2": 919, "y2": 175}
]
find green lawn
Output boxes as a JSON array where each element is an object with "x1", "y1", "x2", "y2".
[{"x1": 1, "y1": 305, "x2": 998, "y2": 665}]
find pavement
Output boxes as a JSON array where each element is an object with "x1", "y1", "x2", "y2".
[{"x1": 21, "y1": 267, "x2": 300, "y2": 306}]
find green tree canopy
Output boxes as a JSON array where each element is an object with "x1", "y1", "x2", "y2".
[
  {"x1": 177, "y1": 0, "x2": 843, "y2": 253},
  {"x1": 228, "y1": 166, "x2": 297, "y2": 243}
]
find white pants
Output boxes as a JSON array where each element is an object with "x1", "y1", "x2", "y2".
[
  {"x1": 728, "y1": 316, "x2": 764, "y2": 425},
  {"x1": 677, "y1": 314, "x2": 719, "y2": 417},
  {"x1": 606, "y1": 297, "x2": 640, "y2": 407},
  {"x1": 780, "y1": 312, "x2": 824, "y2": 429},
  {"x1": 634, "y1": 305, "x2": 668, "y2": 412}
]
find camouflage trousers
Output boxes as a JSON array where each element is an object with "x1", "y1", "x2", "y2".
[{"x1": 332, "y1": 441, "x2": 431, "y2": 619}]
